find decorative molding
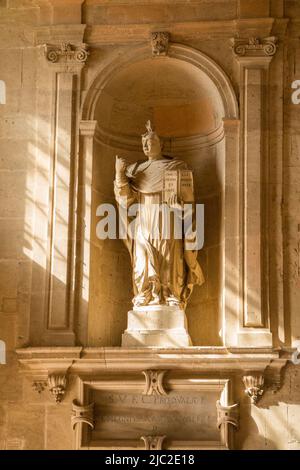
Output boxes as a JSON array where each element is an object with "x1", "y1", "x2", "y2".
[
  {"x1": 94, "y1": 122, "x2": 225, "y2": 153},
  {"x1": 48, "y1": 374, "x2": 67, "y2": 403},
  {"x1": 141, "y1": 435, "x2": 166, "y2": 450},
  {"x1": 243, "y1": 374, "x2": 264, "y2": 404},
  {"x1": 5, "y1": 438, "x2": 25, "y2": 450},
  {"x1": 32, "y1": 381, "x2": 47, "y2": 394},
  {"x1": 72, "y1": 401, "x2": 94, "y2": 430},
  {"x1": 150, "y1": 32, "x2": 169, "y2": 56},
  {"x1": 44, "y1": 42, "x2": 89, "y2": 64},
  {"x1": 216, "y1": 401, "x2": 239, "y2": 429},
  {"x1": 231, "y1": 36, "x2": 277, "y2": 57},
  {"x1": 142, "y1": 370, "x2": 167, "y2": 396},
  {"x1": 79, "y1": 120, "x2": 99, "y2": 138}
]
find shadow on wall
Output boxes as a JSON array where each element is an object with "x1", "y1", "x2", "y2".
[{"x1": 237, "y1": 364, "x2": 300, "y2": 450}]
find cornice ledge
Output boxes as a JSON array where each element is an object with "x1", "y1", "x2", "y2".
[
  {"x1": 84, "y1": 20, "x2": 240, "y2": 46},
  {"x1": 16, "y1": 346, "x2": 82, "y2": 360},
  {"x1": 235, "y1": 16, "x2": 289, "y2": 38},
  {"x1": 35, "y1": 24, "x2": 87, "y2": 46},
  {"x1": 236, "y1": 18, "x2": 275, "y2": 36},
  {"x1": 15, "y1": 346, "x2": 294, "y2": 376}
]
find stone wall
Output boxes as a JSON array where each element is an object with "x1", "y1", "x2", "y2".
[{"x1": 0, "y1": 0, "x2": 300, "y2": 450}]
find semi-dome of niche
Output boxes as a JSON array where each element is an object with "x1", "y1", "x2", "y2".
[{"x1": 94, "y1": 56, "x2": 225, "y2": 139}]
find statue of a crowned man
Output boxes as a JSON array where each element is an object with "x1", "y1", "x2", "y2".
[{"x1": 114, "y1": 121, "x2": 204, "y2": 318}]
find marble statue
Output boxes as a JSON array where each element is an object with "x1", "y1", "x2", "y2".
[{"x1": 114, "y1": 121, "x2": 204, "y2": 311}]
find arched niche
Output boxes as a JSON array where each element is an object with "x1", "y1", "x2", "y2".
[{"x1": 79, "y1": 43, "x2": 239, "y2": 347}]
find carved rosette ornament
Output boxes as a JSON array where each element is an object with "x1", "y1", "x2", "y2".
[
  {"x1": 151, "y1": 32, "x2": 169, "y2": 56},
  {"x1": 142, "y1": 370, "x2": 167, "y2": 396},
  {"x1": 231, "y1": 36, "x2": 277, "y2": 57},
  {"x1": 32, "y1": 381, "x2": 47, "y2": 394},
  {"x1": 243, "y1": 374, "x2": 264, "y2": 404},
  {"x1": 48, "y1": 374, "x2": 67, "y2": 403},
  {"x1": 216, "y1": 401, "x2": 239, "y2": 429},
  {"x1": 44, "y1": 42, "x2": 89, "y2": 64},
  {"x1": 141, "y1": 435, "x2": 166, "y2": 450},
  {"x1": 71, "y1": 401, "x2": 94, "y2": 430}
]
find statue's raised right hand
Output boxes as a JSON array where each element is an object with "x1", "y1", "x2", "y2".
[{"x1": 115, "y1": 155, "x2": 127, "y2": 175}]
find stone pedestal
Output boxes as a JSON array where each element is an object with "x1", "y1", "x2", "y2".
[{"x1": 121, "y1": 305, "x2": 192, "y2": 347}]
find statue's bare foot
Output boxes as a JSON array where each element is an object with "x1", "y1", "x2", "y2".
[
  {"x1": 148, "y1": 295, "x2": 160, "y2": 305},
  {"x1": 133, "y1": 295, "x2": 148, "y2": 307}
]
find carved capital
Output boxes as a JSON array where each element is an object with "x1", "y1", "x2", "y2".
[
  {"x1": 142, "y1": 370, "x2": 167, "y2": 396},
  {"x1": 150, "y1": 32, "x2": 169, "y2": 56},
  {"x1": 231, "y1": 36, "x2": 277, "y2": 57},
  {"x1": 243, "y1": 374, "x2": 264, "y2": 404},
  {"x1": 71, "y1": 400, "x2": 94, "y2": 430},
  {"x1": 48, "y1": 374, "x2": 67, "y2": 403},
  {"x1": 141, "y1": 435, "x2": 166, "y2": 450},
  {"x1": 216, "y1": 401, "x2": 239, "y2": 429},
  {"x1": 44, "y1": 42, "x2": 89, "y2": 65}
]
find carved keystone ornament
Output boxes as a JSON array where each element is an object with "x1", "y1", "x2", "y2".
[{"x1": 150, "y1": 32, "x2": 169, "y2": 56}]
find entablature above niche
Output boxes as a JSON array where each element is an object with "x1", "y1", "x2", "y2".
[
  {"x1": 33, "y1": 16, "x2": 289, "y2": 48},
  {"x1": 16, "y1": 346, "x2": 293, "y2": 404},
  {"x1": 80, "y1": 18, "x2": 278, "y2": 46}
]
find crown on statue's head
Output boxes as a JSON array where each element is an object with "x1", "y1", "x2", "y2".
[{"x1": 141, "y1": 120, "x2": 160, "y2": 143}]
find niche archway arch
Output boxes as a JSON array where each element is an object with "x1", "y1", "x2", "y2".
[
  {"x1": 78, "y1": 42, "x2": 240, "y2": 347},
  {"x1": 82, "y1": 43, "x2": 239, "y2": 122}
]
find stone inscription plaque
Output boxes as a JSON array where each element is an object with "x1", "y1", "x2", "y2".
[{"x1": 91, "y1": 389, "x2": 219, "y2": 442}]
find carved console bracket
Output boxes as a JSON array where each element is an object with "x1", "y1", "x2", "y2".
[
  {"x1": 72, "y1": 400, "x2": 94, "y2": 430},
  {"x1": 216, "y1": 401, "x2": 239, "y2": 429},
  {"x1": 31, "y1": 373, "x2": 70, "y2": 403},
  {"x1": 48, "y1": 374, "x2": 67, "y2": 403},
  {"x1": 141, "y1": 435, "x2": 166, "y2": 450},
  {"x1": 231, "y1": 36, "x2": 277, "y2": 57},
  {"x1": 243, "y1": 373, "x2": 264, "y2": 404},
  {"x1": 142, "y1": 370, "x2": 168, "y2": 396},
  {"x1": 242, "y1": 356, "x2": 290, "y2": 403},
  {"x1": 44, "y1": 42, "x2": 89, "y2": 64},
  {"x1": 150, "y1": 32, "x2": 169, "y2": 56}
]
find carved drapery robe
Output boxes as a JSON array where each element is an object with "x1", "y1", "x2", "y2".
[{"x1": 114, "y1": 157, "x2": 204, "y2": 308}]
